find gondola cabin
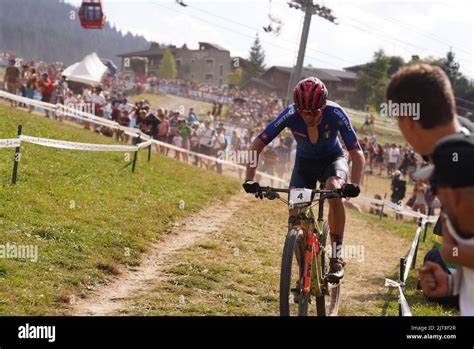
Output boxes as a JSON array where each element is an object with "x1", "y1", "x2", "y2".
[{"x1": 79, "y1": 0, "x2": 105, "y2": 29}]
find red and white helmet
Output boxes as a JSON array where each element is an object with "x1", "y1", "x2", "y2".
[{"x1": 293, "y1": 77, "x2": 328, "y2": 111}]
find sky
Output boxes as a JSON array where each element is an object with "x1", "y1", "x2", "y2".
[{"x1": 66, "y1": 0, "x2": 474, "y2": 78}]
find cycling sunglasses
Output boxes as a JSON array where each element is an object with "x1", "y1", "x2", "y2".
[{"x1": 297, "y1": 108, "x2": 322, "y2": 116}]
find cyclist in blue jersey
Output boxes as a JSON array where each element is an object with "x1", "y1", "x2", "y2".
[{"x1": 243, "y1": 77, "x2": 365, "y2": 281}]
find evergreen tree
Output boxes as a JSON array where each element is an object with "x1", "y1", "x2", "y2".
[
  {"x1": 440, "y1": 49, "x2": 461, "y2": 84},
  {"x1": 158, "y1": 49, "x2": 177, "y2": 79},
  {"x1": 243, "y1": 34, "x2": 266, "y2": 82}
]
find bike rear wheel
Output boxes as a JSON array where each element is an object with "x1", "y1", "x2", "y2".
[
  {"x1": 316, "y1": 221, "x2": 341, "y2": 316},
  {"x1": 280, "y1": 227, "x2": 309, "y2": 316}
]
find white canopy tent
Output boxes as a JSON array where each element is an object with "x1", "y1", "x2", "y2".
[{"x1": 62, "y1": 52, "x2": 107, "y2": 85}]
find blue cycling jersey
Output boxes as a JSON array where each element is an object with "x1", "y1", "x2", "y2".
[{"x1": 258, "y1": 101, "x2": 361, "y2": 159}]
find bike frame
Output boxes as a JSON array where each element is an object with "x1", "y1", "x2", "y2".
[{"x1": 292, "y1": 192, "x2": 328, "y2": 297}]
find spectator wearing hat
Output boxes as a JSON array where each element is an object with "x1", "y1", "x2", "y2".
[
  {"x1": 417, "y1": 134, "x2": 474, "y2": 315},
  {"x1": 4, "y1": 58, "x2": 20, "y2": 107},
  {"x1": 143, "y1": 110, "x2": 162, "y2": 152}
]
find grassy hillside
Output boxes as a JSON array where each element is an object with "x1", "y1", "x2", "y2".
[{"x1": 0, "y1": 104, "x2": 239, "y2": 315}]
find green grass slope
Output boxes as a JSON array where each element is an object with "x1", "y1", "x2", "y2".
[{"x1": 0, "y1": 104, "x2": 239, "y2": 315}]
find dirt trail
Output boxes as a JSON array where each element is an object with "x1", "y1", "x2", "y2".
[
  {"x1": 72, "y1": 191, "x2": 410, "y2": 316},
  {"x1": 72, "y1": 193, "x2": 248, "y2": 316},
  {"x1": 339, "y1": 211, "x2": 411, "y2": 314}
]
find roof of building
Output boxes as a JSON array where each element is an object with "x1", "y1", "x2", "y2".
[
  {"x1": 267, "y1": 66, "x2": 341, "y2": 82},
  {"x1": 117, "y1": 42, "x2": 229, "y2": 58},
  {"x1": 317, "y1": 68, "x2": 357, "y2": 80},
  {"x1": 241, "y1": 77, "x2": 277, "y2": 90},
  {"x1": 198, "y1": 42, "x2": 229, "y2": 52}
]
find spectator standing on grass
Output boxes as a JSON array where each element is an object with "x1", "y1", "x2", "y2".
[
  {"x1": 387, "y1": 143, "x2": 400, "y2": 177},
  {"x1": 398, "y1": 152, "x2": 410, "y2": 176},
  {"x1": 199, "y1": 119, "x2": 215, "y2": 169},
  {"x1": 407, "y1": 151, "x2": 417, "y2": 183},
  {"x1": 212, "y1": 101, "x2": 217, "y2": 116},
  {"x1": 118, "y1": 99, "x2": 131, "y2": 142},
  {"x1": 412, "y1": 179, "x2": 427, "y2": 220},
  {"x1": 172, "y1": 130, "x2": 183, "y2": 161},
  {"x1": 374, "y1": 143, "x2": 384, "y2": 175},
  {"x1": 82, "y1": 84, "x2": 93, "y2": 104},
  {"x1": 91, "y1": 86, "x2": 106, "y2": 117},
  {"x1": 58, "y1": 76, "x2": 68, "y2": 105},
  {"x1": 206, "y1": 111, "x2": 214, "y2": 123},
  {"x1": 188, "y1": 108, "x2": 197, "y2": 124},
  {"x1": 190, "y1": 122, "x2": 201, "y2": 166},
  {"x1": 212, "y1": 125, "x2": 226, "y2": 174},
  {"x1": 25, "y1": 67, "x2": 38, "y2": 113},
  {"x1": 38, "y1": 73, "x2": 53, "y2": 117},
  {"x1": 157, "y1": 111, "x2": 169, "y2": 155},
  {"x1": 81, "y1": 84, "x2": 93, "y2": 129},
  {"x1": 179, "y1": 120, "x2": 192, "y2": 163},
  {"x1": 390, "y1": 170, "x2": 406, "y2": 220},
  {"x1": 4, "y1": 58, "x2": 20, "y2": 107},
  {"x1": 143, "y1": 109, "x2": 161, "y2": 152},
  {"x1": 230, "y1": 130, "x2": 240, "y2": 152},
  {"x1": 168, "y1": 112, "x2": 180, "y2": 144},
  {"x1": 18, "y1": 64, "x2": 29, "y2": 107}
]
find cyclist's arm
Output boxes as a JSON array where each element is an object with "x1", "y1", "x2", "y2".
[
  {"x1": 349, "y1": 149, "x2": 365, "y2": 185},
  {"x1": 335, "y1": 106, "x2": 364, "y2": 185},
  {"x1": 244, "y1": 106, "x2": 293, "y2": 181},
  {"x1": 244, "y1": 137, "x2": 265, "y2": 181}
]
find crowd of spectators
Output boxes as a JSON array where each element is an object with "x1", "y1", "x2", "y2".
[{"x1": 1, "y1": 51, "x2": 440, "y2": 222}]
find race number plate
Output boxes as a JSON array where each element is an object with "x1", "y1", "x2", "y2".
[{"x1": 288, "y1": 188, "x2": 313, "y2": 209}]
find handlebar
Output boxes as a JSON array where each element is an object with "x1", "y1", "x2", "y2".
[{"x1": 256, "y1": 186, "x2": 345, "y2": 201}]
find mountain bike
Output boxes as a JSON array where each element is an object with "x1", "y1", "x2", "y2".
[{"x1": 247, "y1": 186, "x2": 349, "y2": 316}]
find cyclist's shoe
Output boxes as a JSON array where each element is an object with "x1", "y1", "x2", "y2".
[
  {"x1": 327, "y1": 258, "x2": 345, "y2": 283},
  {"x1": 291, "y1": 280, "x2": 303, "y2": 304}
]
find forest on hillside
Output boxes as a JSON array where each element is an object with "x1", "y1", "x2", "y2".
[{"x1": 0, "y1": 0, "x2": 150, "y2": 66}]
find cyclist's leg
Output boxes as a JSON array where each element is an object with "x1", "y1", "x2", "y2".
[
  {"x1": 325, "y1": 175, "x2": 345, "y2": 252},
  {"x1": 322, "y1": 156, "x2": 349, "y2": 280},
  {"x1": 288, "y1": 157, "x2": 320, "y2": 280},
  {"x1": 288, "y1": 156, "x2": 319, "y2": 225}
]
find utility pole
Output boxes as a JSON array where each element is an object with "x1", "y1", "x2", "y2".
[{"x1": 286, "y1": 0, "x2": 338, "y2": 101}]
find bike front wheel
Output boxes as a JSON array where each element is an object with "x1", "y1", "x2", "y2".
[{"x1": 280, "y1": 226, "x2": 309, "y2": 316}]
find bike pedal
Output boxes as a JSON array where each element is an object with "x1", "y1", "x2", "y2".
[{"x1": 326, "y1": 275, "x2": 342, "y2": 285}]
